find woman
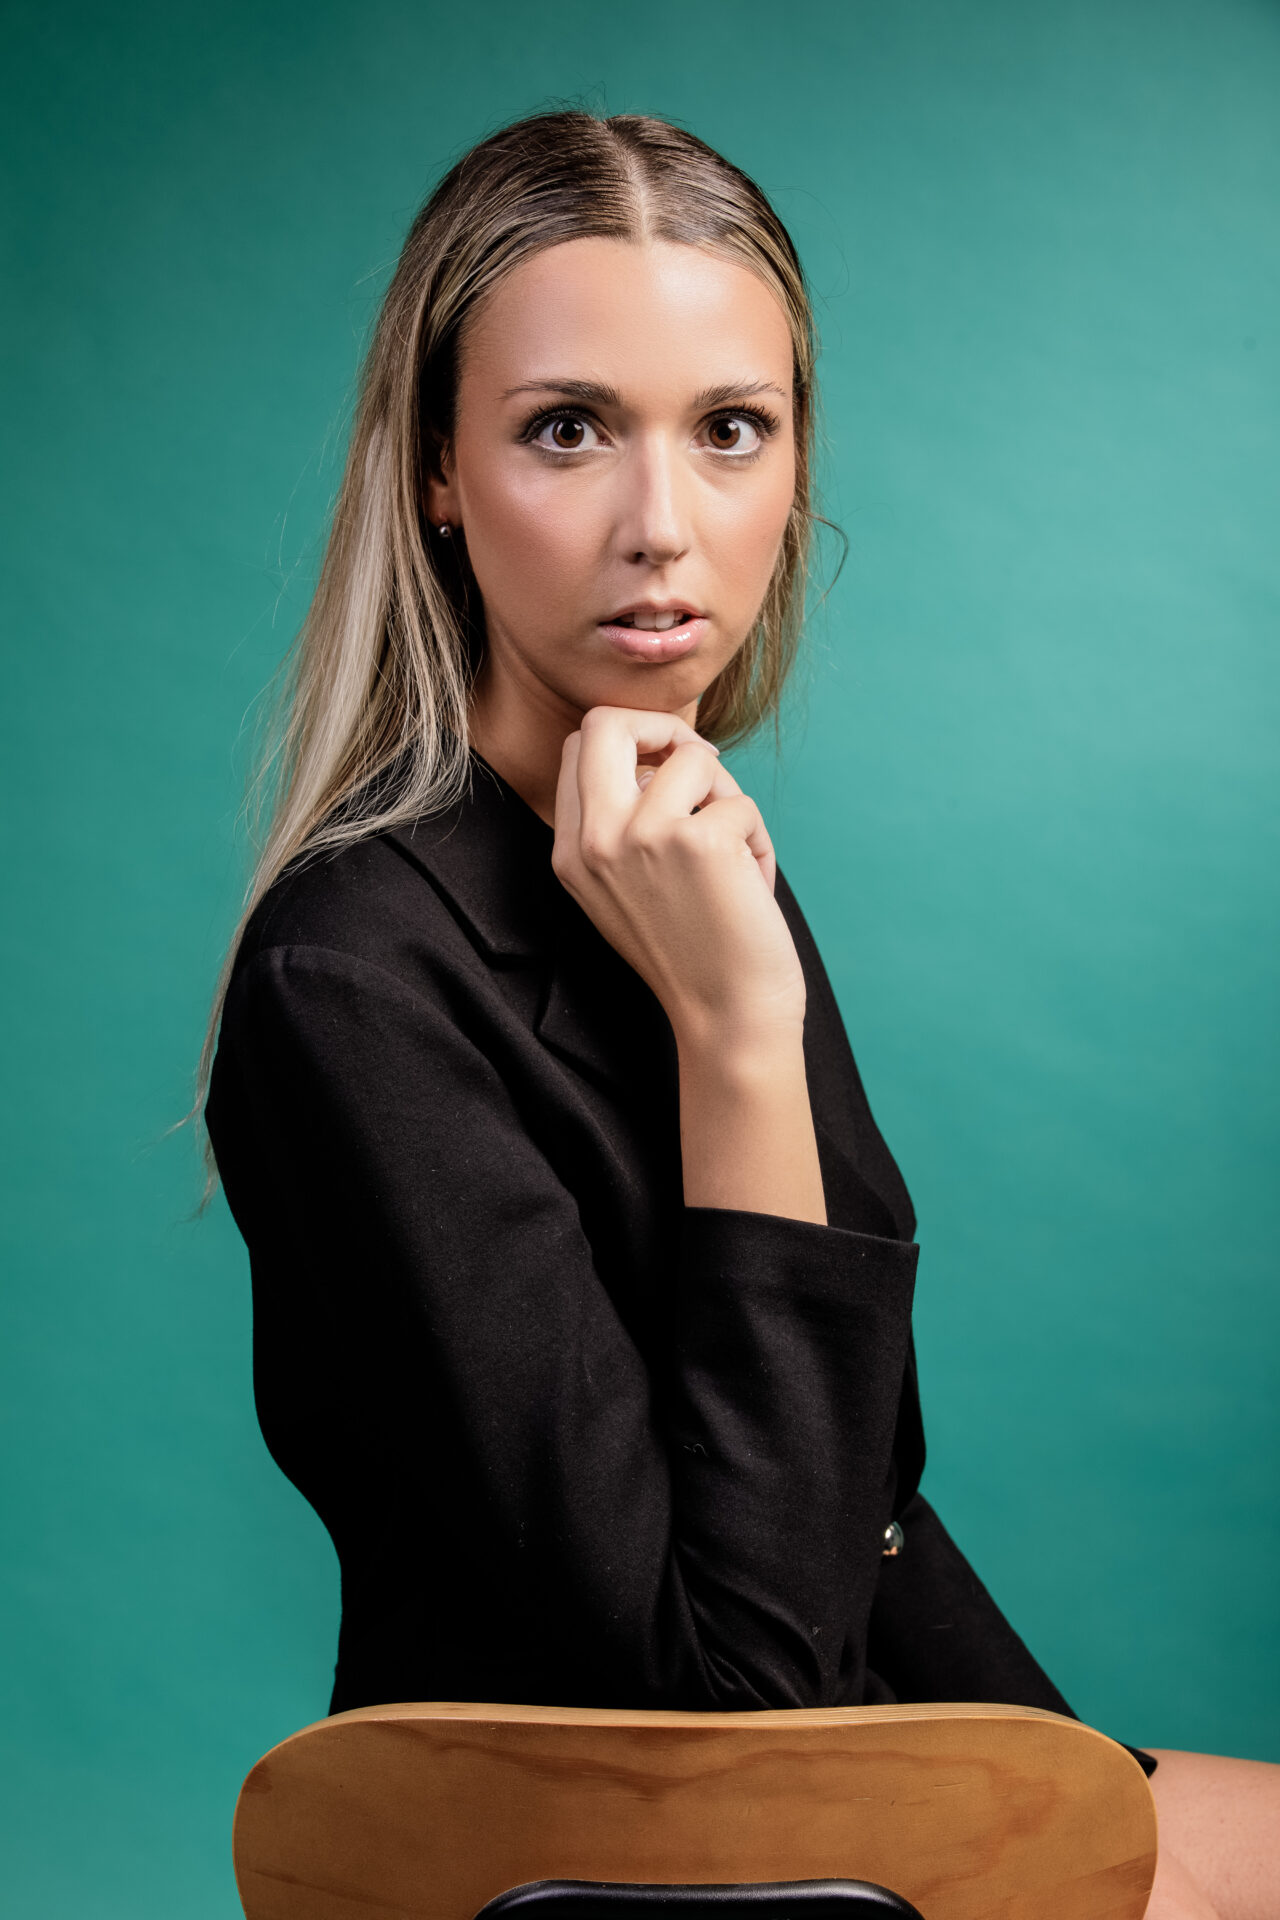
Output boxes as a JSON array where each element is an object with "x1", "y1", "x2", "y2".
[{"x1": 197, "y1": 111, "x2": 1276, "y2": 1918}]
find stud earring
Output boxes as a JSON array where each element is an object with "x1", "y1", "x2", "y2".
[{"x1": 436, "y1": 522, "x2": 452, "y2": 539}]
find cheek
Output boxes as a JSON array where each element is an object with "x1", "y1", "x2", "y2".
[
  {"x1": 459, "y1": 458, "x2": 598, "y2": 612},
  {"x1": 711, "y1": 467, "x2": 796, "y2": 592}
]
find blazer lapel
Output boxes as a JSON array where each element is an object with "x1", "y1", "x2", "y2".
[
  {"x1": 385, "y1": 752, "x2": 555, "y2": 961},
  {"x1": 534, "y1": 890, "x2": 677, "y2": 1094},
  {"x1": 385, "y1": 752, "x2": 663, "y2": 1094}
]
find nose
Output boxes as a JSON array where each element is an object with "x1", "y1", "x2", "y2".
[{"x1": 615, "y1": 431, "x2": 691, "y2": 567}]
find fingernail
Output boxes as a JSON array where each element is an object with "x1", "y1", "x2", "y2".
[{"x1": 701, "y1": 738, "x2": 721, "y2": 755}]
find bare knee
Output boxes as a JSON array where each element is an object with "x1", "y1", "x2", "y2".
[
  {"x1": 1143, "y1": 1846, "x2": 1223, "y2": 1920},
  {"x1": 1143, "y1": 1746, "x2": 1280, "y2": 1920}
]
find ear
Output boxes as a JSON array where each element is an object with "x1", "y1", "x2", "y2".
[{"x1": 424, "y1": 439, "x2": 460, "y2": 531}]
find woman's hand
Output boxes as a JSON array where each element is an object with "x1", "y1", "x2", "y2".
[
  {"x1": 552, "y1": 705, "x2": 807, "y2": 1057},
  {"x1": 553, "y1": 705, "x2": 826, "y2": 1223}
]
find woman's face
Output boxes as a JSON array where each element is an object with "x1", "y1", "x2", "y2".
[{"x1": 429, "y1": 236, "x2": 798, "y2": 731}]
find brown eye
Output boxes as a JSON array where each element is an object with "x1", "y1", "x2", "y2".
[
  {"x1": 530, "y1": 412, "x2": 600, "y2": 451},
  {"x1": 705, "y1": 413, "x2": 764, "y2": 455}
]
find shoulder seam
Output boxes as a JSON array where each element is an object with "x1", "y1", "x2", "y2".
[{"x1": 231, "y1": 940, "x2": 434, "y2": 1007}]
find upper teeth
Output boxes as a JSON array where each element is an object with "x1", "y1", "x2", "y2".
[{"x1": 622, "y1": 610, "x2": 686, "y2": 630}]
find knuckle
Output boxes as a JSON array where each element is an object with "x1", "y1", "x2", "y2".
[
  {"x1": 550, "y1": 854, "x2": 584, "y2": 898},
  {"x1": 626, "y1": 814, "x2": 666, "y2": 858},
  {"x1": 576, "y1": 824, "x2": 612, "y2": 871},
  {"x1": 670, "y1": 814, "x2": 707, "y2": 854}
]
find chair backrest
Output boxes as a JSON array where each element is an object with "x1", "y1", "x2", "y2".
[{"x1": 232, "y1": 1699, "x2": 1157, "y2": 1920}]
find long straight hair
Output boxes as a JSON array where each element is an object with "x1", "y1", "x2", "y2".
[{"x1": 188, "y1": 109, "x2": 823, "y2": 1201}]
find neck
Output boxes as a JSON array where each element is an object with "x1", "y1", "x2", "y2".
[{"x1": 466, "y1": 661, "x2": 579, "y2": 828}]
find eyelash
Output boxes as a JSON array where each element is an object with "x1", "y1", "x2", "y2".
[{"x1": 517, "y1": 402, "x2": 781, "y2": 459}]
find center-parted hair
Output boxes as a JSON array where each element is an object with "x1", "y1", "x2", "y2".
[{"x1": 190, "y1": 110, "x2": 822, "y2": 1192}]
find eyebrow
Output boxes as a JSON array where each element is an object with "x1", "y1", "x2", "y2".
[
  {"x1": 501, "y1": 378, "x2": 622, "y2": 405},
  {"x1": 500, "y1": 377, "x2": 789, "y2": 409},
  {"x1": 693, "y1": 379, "x2": 789, "y2": 410}
]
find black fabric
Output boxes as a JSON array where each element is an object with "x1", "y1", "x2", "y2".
[{"x1": 204, "y1": 748, "x2": 1155, "y2": 1776}]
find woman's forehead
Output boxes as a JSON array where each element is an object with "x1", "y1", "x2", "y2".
[{"x1": 458, "y1": 237, "x2": 795, "y2": 405}]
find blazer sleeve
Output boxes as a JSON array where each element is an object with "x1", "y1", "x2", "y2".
[{"x1": 207, "y1": 941, "x2": 920, "y2": 1712}]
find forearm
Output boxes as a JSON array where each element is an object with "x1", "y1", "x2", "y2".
[{"x1": 674, "y1": 1023, "x2": 828, "y2": 1225}]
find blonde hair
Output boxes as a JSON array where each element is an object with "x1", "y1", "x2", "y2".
[{"x1": 188, "y1": 109, "x2": 823, "y2": 1202}]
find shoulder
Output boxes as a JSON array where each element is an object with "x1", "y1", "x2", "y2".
[
  {"x1": 230, "y1": 826, "x2": 474, "y2": 995},
  {"x1": 229, "y1": 757, "x2": 557, "y2": 995},
  {"x1": 208, "y1": 825, "x2": 502, "y2": 1150}
]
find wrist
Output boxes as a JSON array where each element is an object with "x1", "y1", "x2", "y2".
[
  {"x1": 671, "y1": 1021, "x2": 809, "y2": 1113},
  {"x1": 669, "y1": 1009, "x2": 807, "y2": 1078},
  {"x1": 674, "y1": 1026, "x2": 826, "y2": 1226}
]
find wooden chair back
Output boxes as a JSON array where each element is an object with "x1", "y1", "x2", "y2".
[{"x1": 232, "y1": 1699, "x2": 1157, "y2": 1920}]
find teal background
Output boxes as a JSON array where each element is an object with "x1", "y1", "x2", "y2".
[{"x1": 3, "y1": 0, "x2": 1278, "y2": 1910}]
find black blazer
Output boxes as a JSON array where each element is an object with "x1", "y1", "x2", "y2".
[{"x1": 205, "y1": 750, "x2": 1091, "y2": 1729}]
